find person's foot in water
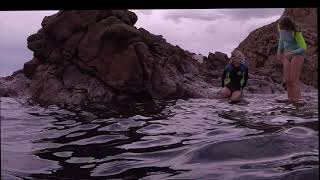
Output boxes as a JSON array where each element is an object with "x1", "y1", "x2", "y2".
[
  {"x1": 292, "y1": 99, "x2": 305, "y2": 107},
  {"x1": 229, "y1": 99, "x2": 241, "y2": 104}
]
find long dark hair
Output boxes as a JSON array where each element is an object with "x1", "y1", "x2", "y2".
[{"x1": 278, "y1": 16, "x2": 300, "y2": 32}]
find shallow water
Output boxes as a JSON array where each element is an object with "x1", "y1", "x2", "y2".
[{"x1": 1, "y1": 92, "x2": 318, "y2": 180}]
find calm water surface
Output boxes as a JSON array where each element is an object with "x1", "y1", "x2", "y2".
[{"x1": 1, "y1": 92, "x2": 318, "y2": 180}]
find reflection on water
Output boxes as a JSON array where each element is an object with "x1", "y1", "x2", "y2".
[{"x1": 1, "y1": 92, "x2": 319, "y2": 180}]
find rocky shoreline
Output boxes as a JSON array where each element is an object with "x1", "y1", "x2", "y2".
[{"x1": 0, "y1": 9, "x2": 317, "y2": 107}]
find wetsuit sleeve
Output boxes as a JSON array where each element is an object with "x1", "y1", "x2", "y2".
[
  {"x1": 242, "y1": 67, "x2": 248, "y2": 88},
  {"x1": 277, "y1": 36, "x2": 284, "y2": 54},
  {"x1": 291, "y1": 32, "x2": 307, "y2": 55},
  {"x1": 291, "y1": 48, "x2": 305, "y2": 55},
  {"x1": 221, "y1": 69, "x2": 227, "y2": 87}
]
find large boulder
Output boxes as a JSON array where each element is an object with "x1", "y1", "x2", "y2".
[{"x1": 6, "y1": 10, "x2": 212, "y2": 106}]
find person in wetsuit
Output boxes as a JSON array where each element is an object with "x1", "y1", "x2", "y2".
[
  {"x1": 276, "y1": 16, "x2": 307, "y2": 103},
  {"x1": 220, "y1": 50, "x2": 249, "y2": 102}
]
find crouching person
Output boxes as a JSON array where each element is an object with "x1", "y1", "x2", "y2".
[{"x1": 220, "y1": 50, "x2": 249, "y2": 102}]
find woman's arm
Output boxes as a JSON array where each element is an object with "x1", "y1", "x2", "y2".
[
  {"x1": 221, "y1": 69, "x2": 227, "y2": 87},
  {"x1": 277, "y1": 31, "x2": 284, "y2": 54},
  {"x1": 242, "y1": 67, "x2": 249, "y2": 89},
  {"x1": 277, "y1": 31, "x2": 284, "y2": 61},
  {"x1": 277, "y1": 38, "x2": 284, "y2": 54},
  {"x1": 283, "y1": 32, "x2": 307, "y2": 58},
  {"x1": 277, "y1": 39, "x2": 284, "y2": 61},
  {"x1": 291, "y1": 48, "x2": 305, "y2": 55}
]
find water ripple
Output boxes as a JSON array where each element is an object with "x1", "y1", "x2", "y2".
[{"x1": 1, "y1": 92, "x2": 318, "y2": 179}]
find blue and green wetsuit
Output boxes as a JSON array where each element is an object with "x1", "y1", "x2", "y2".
[
  {"x1": 221, "y1": 63, "x2": 249, "y2": 94},
  {"x1": 277, "y1": 29, "x2": 307, "y2": 58}
]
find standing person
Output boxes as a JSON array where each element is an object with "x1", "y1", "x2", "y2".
[
  {"x1": 276, "y1": 16, "x2": 307, "y2": 103},
  {"x1": 220, "y1": 51, "x2": 249, "y2": 102}
]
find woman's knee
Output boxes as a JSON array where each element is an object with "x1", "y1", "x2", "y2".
[
  {"x1": 287, "y1": 80, "x2": 294, "y2": 87},
  {"x1": 221, "y1": 87, "x2": 231, "y2": 97},
  {"x1": 287, "y1": 80, "x2": 300, "y2": 88},
  {"x1": 230, "y1": 91, "x2": 241, "y2": 100}
]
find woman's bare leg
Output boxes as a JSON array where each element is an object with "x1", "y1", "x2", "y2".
[
  {"x1": 283, "y1": 58, "x2": 292, "y2": 100},
  {"x1": 220, "y1": 87, "x2": 231, "y2": 99},
  {"x1": 230, "y1": 90, "x2": 242, "y2": 102},
  {"x1": 289, "y1": 55, "x2": 304, "y2": 102}
]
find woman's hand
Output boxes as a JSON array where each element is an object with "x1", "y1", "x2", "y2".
[
  {"x1": 276, "y1": 53, "x2": 282, "y2": 61},
  {"x1": 283, "y1": 52, "x2": 294, "y2": 60}
]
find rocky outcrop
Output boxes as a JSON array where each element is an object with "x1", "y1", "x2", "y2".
[
  {"x1": 3, "y1": 10, "x2": 218, "y2": 106},
  {"x1": 235, "y1": 8, "x2": 318, "y2": 88},
  {"x1": 0, "y1": 70, "x2": 31, "y2": 97},
  {"x1": 203, "y1": 52, "x2": 229, "y2": 70}
]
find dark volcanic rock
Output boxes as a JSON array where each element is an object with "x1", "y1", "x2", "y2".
[
  {"x1": 23, "y1": 57, "x2": 40, "y2": 78},
  {"x1": 203, "y1": 51, "x2": 229, "y2": 70},
  {"x1": 4, "y1": 10, "x2": 215, "y2": 106},
  {"x1": 0, "y1": 70, "x2": 31, "y2": 97}
]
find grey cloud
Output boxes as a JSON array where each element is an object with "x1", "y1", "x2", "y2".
[
  {"x1": 220, "y1": 8, "x2": 284, "y2": 21},
  {"x1": 164, "y1": 10, "x2": 224, "y2": 23},
  {"x1": 0, "y1": 11, "x2": 56, "y2": 77},
  {"x1": 0, "y1": 47, "x2": 33, "y2": 76},
  {"x1": 0, "y1": 11, "x2": 57, "y2": 47},
  {"x1": 163, "y1": 9, "x2": 284, "y2": 24},
  {"x1": 205, "y1": 25, "x2": 217, "y2": 34},
  {"x1": 135, "y1": 10, "x2": 153, "y2": 16}
]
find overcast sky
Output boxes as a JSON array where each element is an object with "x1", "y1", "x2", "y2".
[{"x1": 0, "y1": 9, "x2": 284, "y2": 77}]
